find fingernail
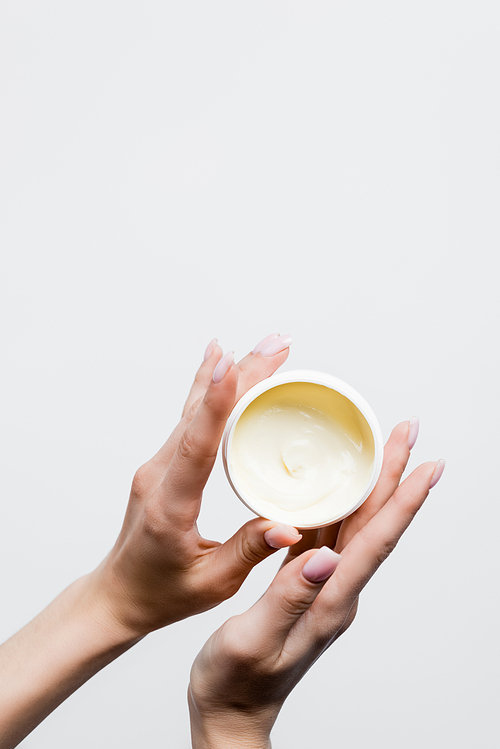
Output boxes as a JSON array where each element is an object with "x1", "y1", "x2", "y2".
[
  {"x1": 264, "y1": 524, "x2": 302, "y2": 549},
  {"x1": 408, "y1": 417, "x2": 420, "y2": 450},
  {"x1": 213, "y1": 351, "x2": 234, "y2": 383},
  {"x1": 259, "y1": 333, "x2": 293, "y2": 358},
  {"x1": 204, "y1": 338, "x2": 218, "y2": 361},
  {"x1": 302, "y1": 546, "x2": 341, "y2": 583},
  {"x1": 252, "y1": 333, "x2": 280, "y2": 355},
  {"x1": 429, "y1": 459, "x2": 446, "y2": 489}
]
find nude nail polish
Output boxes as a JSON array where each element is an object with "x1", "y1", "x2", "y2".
[
  {"x1": 259, "y1": 334, "x2": 293, "y2": 358},
  {"x1": 429, "y1": 459, "x2": 446, "y2": 489},
  {"x1": 264, "y1": 524, "x2": 302, "y2": 549},
  {"x1": 204, "y1": 338, "x2": 218, "y2": 361},
  {"x1": 213, "y1": 351, "x2": 234, "y2": 383},
  {"x1": 408, "y1": 417, "x2": 420, "y2": 450},
  {"x1": 301, "y1": 546, "x2": 341, "y2": 583},
  {"x1": 252, "y1": 333, "x2": 280, "y2": 355}
]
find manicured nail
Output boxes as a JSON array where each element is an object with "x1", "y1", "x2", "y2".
[
  {"x1": 408, "y1": 417, "x2": 420, "y2": 450},
  {"x1": 213, "y1": 351, "x2": 234, "y2": 383},
  {"x1": 264, "y1": 524, "x2": 302, "y2": 549},
  {"x1": 302, "y1": 546, "x2": 341, "y2": 583},
  {"x1": 259, "y1": 333, "x2": 293, "y2": 358},
  {"x1": 204, "y1": 338, "x2": 218, "y2": 361},
  {"x1": 429, "y1": 459, "x2": 446, "y2": 489},
  {"x1": 252, "y1": 333, "x2": 280, "y2": 355}
]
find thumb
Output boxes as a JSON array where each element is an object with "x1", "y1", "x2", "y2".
[
  {"x1": 211, "y1": 519, "x2": 302, "y2": 594},
  {"x1": 242, "y1": 546, "x2": 342, "y2": 652}
]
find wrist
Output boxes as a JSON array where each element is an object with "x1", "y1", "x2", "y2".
[
  {"x1": 80, "y1": 569, "x2": 146, "y2": 649},
  {"x1": 188, "y1": 687, "x2": 274, "y2": 749}
]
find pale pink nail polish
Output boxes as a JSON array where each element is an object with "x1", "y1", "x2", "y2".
[
  {"x1": 408, "y1": 417, "x2": 420, "y2": 450},
  {"x1": 264, "y1": 524, "x2": 302, "y2": 549},
  {"x1": 429, "y1": 459, "x2": 446, "y2": 489},
  {"x1": 302, "y1": 546, "x2": 341, "y2": 583},
  {"x1": 204, "y1": 338, "x2": 218, "y2": 361},
  {"x1": 252, "y1": 333, "x2": 280, "y2": 355},
  {"x1": 259, "y1": 333, "x2": 293, "y2": 358},
  {"x1": 213, "y1": 351, "x2": 234, "y2": 383}
]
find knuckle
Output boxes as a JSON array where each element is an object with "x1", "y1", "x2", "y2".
[
  {"x1": 277, "y1": 590, "x2": 311, "y2": 619},
  {"x1": 377, "y1": 540, "x2": 397, "y2": 564},
  {"x1": 238, "y1": 533, "x2": 265, "y2": 568},
  {"x1": 220, "y1": 618, "x2": 259, "y2": 664},
  {"x1": 130, "y1": 464, "x2": 151, "y2": 500},
  {"x1": 274, "y1": 573, "x2": 315, "y2": 617},
  {"x1": 203, "y1": 386, "x2": 233, "y2": 423},
  {"x1": 177, "y1": 433, "x2": 196, "y2": 462},
  {"x1": 176, "y1": 427, "x2": 216, "y2": 464},
  {"x1": 142, "y1": 500, "x2": 168, "y2": 540},
  {"x1": 184, "y1": 398, "x2": 201, "y2": 424}
]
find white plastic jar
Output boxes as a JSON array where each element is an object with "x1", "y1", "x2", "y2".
[{"x1": 222, "y1": 370, "x2": 383, "y2": 529}]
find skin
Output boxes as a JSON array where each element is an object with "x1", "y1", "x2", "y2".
[
  {"x1": 0, "y1": 336, "x2": 300, "y2": 748},
  {"x1": 188, "y1": 422, "x2": 444, "y2": 749},
  {"x1": 88, "y1": 340, "x2": 300, "y2": 637}
]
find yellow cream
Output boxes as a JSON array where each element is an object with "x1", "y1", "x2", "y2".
[{"x1": 229, "y1": 381, "x2": 375, "y2": 527}]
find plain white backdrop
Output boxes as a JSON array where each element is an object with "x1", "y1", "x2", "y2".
[{"x1": 1, "y1": 1, "x2": 498, "y2": 747}]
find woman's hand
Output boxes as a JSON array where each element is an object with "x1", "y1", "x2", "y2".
[
  {"x1": 88, "y1": 333, "x2": 300, "y2": 640},
  {"x1": 188, "y1": 421, "x2": 445, "y2": 749},
  {"x1": 0, "y1": 333, "x2": 301, "y2": 749}
]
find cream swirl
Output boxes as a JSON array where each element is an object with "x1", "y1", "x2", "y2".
[{"x1": 229, "y1": 382, "x2": 375, "y2": 526}]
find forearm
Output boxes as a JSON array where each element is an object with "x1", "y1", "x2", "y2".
[{"x1": 0, "y1": 573, "x2": 140, "y2": 748}]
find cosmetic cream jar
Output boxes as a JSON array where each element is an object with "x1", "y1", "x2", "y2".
[{"x1": 222, "y1": 370, "x2": 383, "y2": 529}]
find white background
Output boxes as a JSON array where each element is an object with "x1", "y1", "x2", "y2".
[{"x1": 1, "y1": 1, "x2": 498, "y2": 747}]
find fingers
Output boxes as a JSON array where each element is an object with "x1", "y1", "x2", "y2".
[
  {"x1": 235, "y1": 333, "x2": 292, "y2": 402},
  {"x1": 280, "y1": 419, "x2": 418, "y2": 566},
  {"x1": 335, "y1": 419, "x2": 416, "y2": 551},
  {"x1": 135, "y1": 407, "x2": 200, "y2": 492},
  {"x1": 320, "y1": 460, "x2": 444, "y2": 615},
  {"x1": 317, "y1": 522, "x2": 341, "y2": 550},
  {"x1": 183, "y1": 331, "x2": 292, "y2": 431},
  {"x1": 158, "y1": 353, "x2": 239, "y2": 523},
  {"x1": 184, "y1": 332, "x2": 292, "y2": 418},
  {"x1": 156, "y1": 332, "x2": 292, "y2": 521},
  {"x1": 279, "y1": 521, "x2": 341, "y2": 570},
  {"x1": 210, "y1": 518, "x2": 302, "y2": 595},
  {"x1": 138, "y1": 341, "x2": 224, "y2": 485},
  {"x1": 279, "y1": 529, "x2": 321, "y2": 569},
  {"x1": 138, "y1": 332, "x2": 292, "y2": 521},
  {"x1": 264, "y1": 524, "x2": 303, "y2": 549},
  {"x1": 240, "y1": 546, "x2": 341, "y2": 653},
  {"x1": 182, "y1": 340, "x2": 223, "y2": 417},
  {"x1": 280, "y1": 459, "x2": 443, "y2": 657}
]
